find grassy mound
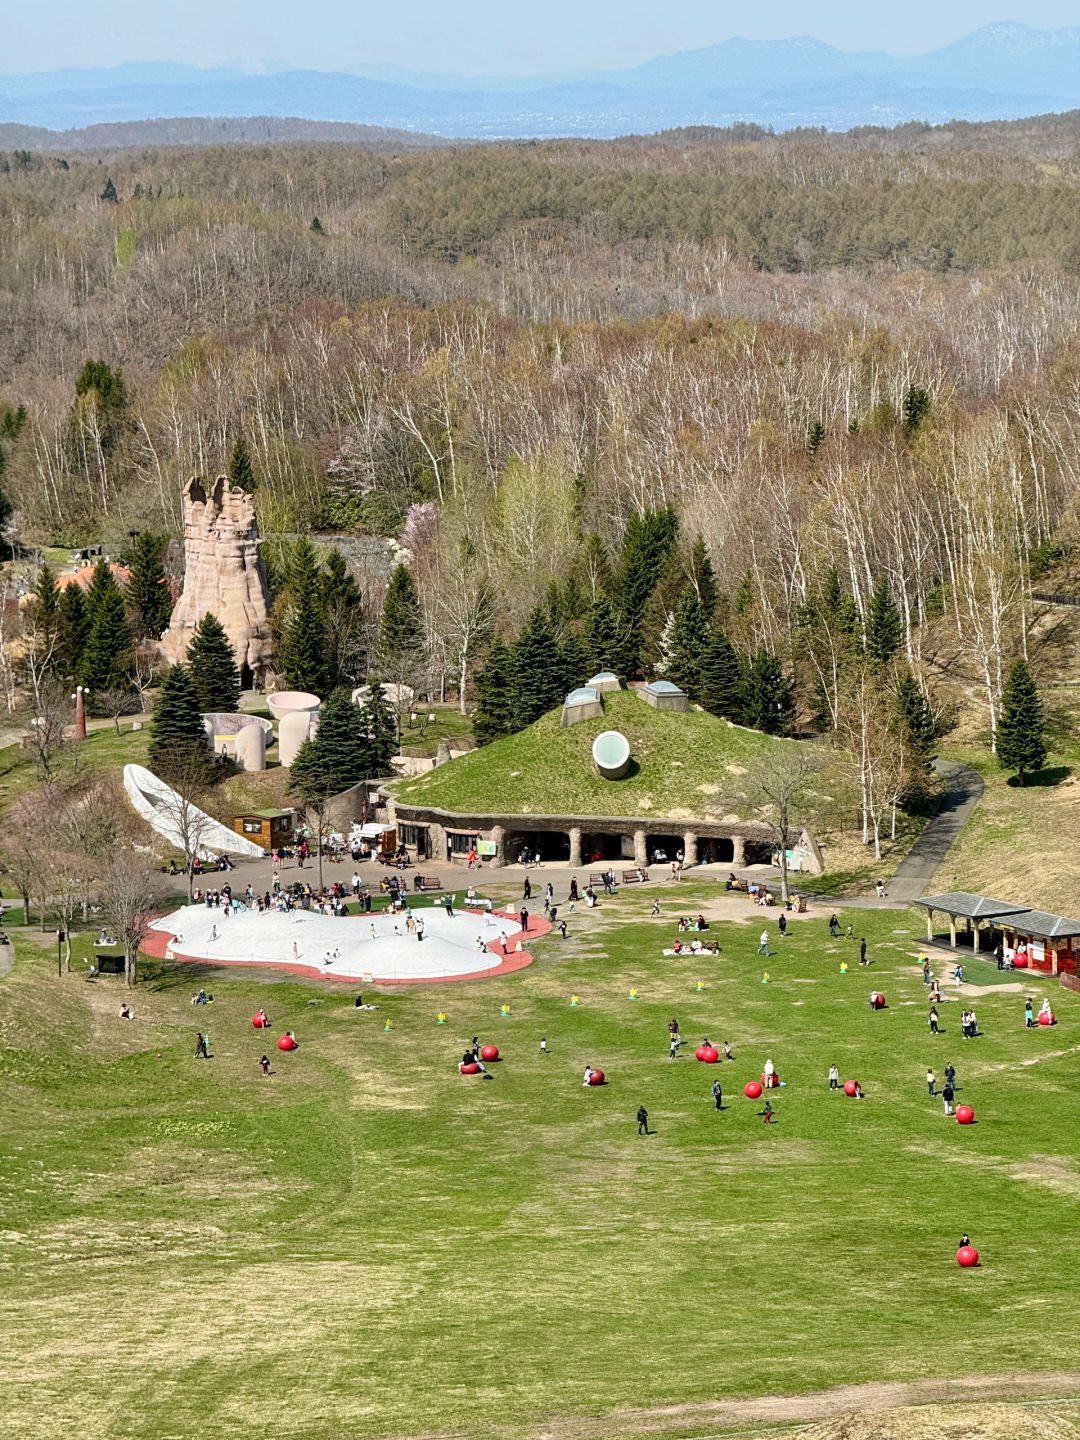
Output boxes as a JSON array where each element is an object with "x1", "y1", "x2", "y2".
[{"x1": 394, "y1": 690, "x2": 786, "y2": 819}]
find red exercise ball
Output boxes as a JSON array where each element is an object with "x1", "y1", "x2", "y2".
[
  {"x1": 1012, "y1": 954, "x2": 1028, "y2": 968},
  {"x1": 699, "y1": 1046, "x2": 719, "y2": 1063},
  {"x1": 460, "y1": 1062, "x2": 481, "y2": 1075},
  {"x1": 1038, "y1": 1011, "x2": 1054, "y2": 1026},
  {"x1": 843, "y1": 1079, "x2": 858, "y2": 1097},
  {"x1": 744, "y1": 1081, "x2": 763, "y2": 1099},
  {"x1": 761, "y1": 1072, "x2": 779, "y2": 1087},
  {"x1": 252, "y1": 1013, "x2": 268, "y2": 1028},
  {"x1": 872, "y1": 993, "x2": 886, "y2": 1009},
  {"x1": 956, "y1": 1105, "x2": 975, "y2": 1124},
  {"x1": 694, "y1": 1045, "x2": 707, "y2": 1061},
  {"x1": 588, "y1": 1068, "x2": 606, "y2": 1086},
  {"x1": 480, "y1": 1044, "x2": 499, "y2": 1061},
  {"x1": 277, "y1": 1034, "x2": 297, "y2": 1052},
  {"x1": 957, "y1": 1245, "x2": 979, "y2": 1268}
]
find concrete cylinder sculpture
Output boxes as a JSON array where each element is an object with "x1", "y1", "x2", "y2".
[
  {"x1": 279, "y1": 708, "x2": 318, "y2": 767},
  {"x1": 234, "y1": 721, "x2": 267, "y2": 773}
]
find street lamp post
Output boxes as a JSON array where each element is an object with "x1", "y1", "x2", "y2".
[{"x1": 56, "y1": 929, "x2": 65, "y2": 978}]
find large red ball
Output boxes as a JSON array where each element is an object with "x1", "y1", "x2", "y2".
[
  {"x1": 694, "y1": 1045, "x2": 707, "y2": 1061},
  {"x1": 460, "y1": 1062, "x2": 481, "y2": 1074},
  {"x1": 252, "y1": 1014, "x2": 267, "y2": 1028},
  {"x1": 957, "y1": 1245, "x2": 979, "y2": 1268},
  {"x1": 956, "y1": 1105, "x2": 975, "y2": 1124},
  {"x1": 1038, "y1": 1011, "x2": 1054, "y2": 1026},
  {"x1": 843, "y1": 1079, "x2": 858, "y2": 1096},
  {"x1": 873, "y1": 993, "x2": 886, "y2": 1009},
  {"x1": 480, "y1": 1044, "x2": 499, "y2": 1061},
  {"x1": 1012, "y1": 954, "x2": 1028, "y2": 968},
  {"x1": 699, "y1": 1046, "x2": 719, "y2": 1063},
  {"x1": 277, "y1": 1034, "x2": 296, "y2": 1051},
  {"x1": 744, "y1": 1081, "x2": 763, "y2": 1099},
  {"x1": 588, "y1": 1068, "x2": 605, "y2": 1086}
]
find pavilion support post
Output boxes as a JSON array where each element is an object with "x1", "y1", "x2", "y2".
[
  {"x1": 732, "y1": 836, "x2": 746, "y2": 867},
  {"x1": 490, "y1": 825, "x2": 506, "y2": 869},
  {"x1": 973, "y1": 921, "x2": 981, "y2": 954},
  {"x1": 682, "y1": 831, "x2": 698, "y2": 869},
  {"x1": 1051, "y1": 946, "x2": 1059, "y2": 977},
  {"x1": 634, "y1": 830, "x2": 648, "y2": 868},
  {"x1": 568, "y1": 826, "x2": 582, "y2": 869},
  {"x1": 926, "y1": 909, "x2": 934, "y2": 942},
  {"x1": 949, "y1": 916, "x2": 957, "y2": 948}
]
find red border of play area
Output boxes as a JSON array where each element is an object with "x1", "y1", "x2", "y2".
[{"x1": 140, "y1": 907, "x2": 551, "y2": 985}]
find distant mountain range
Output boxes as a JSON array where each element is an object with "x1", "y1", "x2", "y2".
[{"x1": 3, "y1": 24, "x2": 1080, "y2": 141}]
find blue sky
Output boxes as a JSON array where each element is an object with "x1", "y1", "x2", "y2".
[{"x1": 4, "y1": 0, "x2": 1079, "y2": 75}]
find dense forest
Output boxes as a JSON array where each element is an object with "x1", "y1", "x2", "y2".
[{"x1": 0, "y1": 121, "x2": 1078, "y2": 807}]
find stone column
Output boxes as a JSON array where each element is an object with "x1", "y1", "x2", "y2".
[
  {"x1": 949, "y1": 915, "x2": 957, "y2": 948},
  {"x1": 682, "y1": 831, "x2": 698, "y2": 869},
  {"x1": 926, "y1": 909, "x2": 934, "y2": 942},
  {"x1": 490, "y1": 825, "x2": 506, "y2": 869},
  {"x1": 568, "y1": 826, "x2": 582, "y2": 868},
  {"x1": 972, "y1": 920, "x2": 981, "y2": 954},
  {"x1": 429, "y1": 823, "x2": 447, "y2": 863},
  {"x1": 634, "y1": 830, "x2": 648, "y2": 867},
  {"x1": 732, "y1": 835, "x2": 746, "y2": 867}
]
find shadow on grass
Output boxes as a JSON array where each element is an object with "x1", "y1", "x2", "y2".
[{"x1": 1006, "y1": 765, "x2": 1072, "y2": 788}]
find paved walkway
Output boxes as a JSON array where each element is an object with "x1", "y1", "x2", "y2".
[{"x1": 886, "y1": 759, "x2": 985, "y2": 902}]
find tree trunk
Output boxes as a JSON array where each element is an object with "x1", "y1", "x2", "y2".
[{"x1": 125, "y1": 948, "x2": 136, "y2": 988}]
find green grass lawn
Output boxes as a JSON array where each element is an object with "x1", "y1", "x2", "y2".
[
  {"x1": 394, "y1": 690, "x2": 784, "y2": 818},
  {"x1": 1, "y1": 882, "x2": 1076, "y2": 1440},
  {"x1": 0, "y1": 722, "x2": 151, "y2": 815}
]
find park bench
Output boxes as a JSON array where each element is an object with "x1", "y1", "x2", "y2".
[
  {"x1": 413, "y1": 875, "x2": 444, "y2": 893},
  {"x1": 588, "y1": 871, "x2": 616, "y2": 888},
  {"x1": 621, "y1": 868, "x2": 649, "y2": 884}
]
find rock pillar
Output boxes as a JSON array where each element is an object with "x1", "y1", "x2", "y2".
[
  {"x1": 682, "y1": 831, "x2": 698, "y2": 868},
  {"x1": 490, "y1": 825, "x2": 506, "y2": 869},
  {"x1": 568, "y1": 826, "x2": 582, "y2": 868},
  {"x1": 634, "y1": 830, "x2": 648, "y2": 867},
  {"x1": 732, "y1": 835, "x2": 746, "y2": 867}
]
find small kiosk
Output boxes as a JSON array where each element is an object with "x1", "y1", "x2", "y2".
[{"x1": 232, "y1": 808, "x2": 296, "y2": 852}]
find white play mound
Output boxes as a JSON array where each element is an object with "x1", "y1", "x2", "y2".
[{"x1": 151, "y1": 902, "x2": 524, "y2": 983}]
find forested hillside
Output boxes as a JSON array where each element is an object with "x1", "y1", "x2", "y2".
[{"x1": 0, "y1": 126, "x2": 1078, "y2": 795}]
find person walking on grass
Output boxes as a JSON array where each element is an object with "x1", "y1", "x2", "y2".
[
  {"x1": 1025, "y1": 997, "x2": 1035, "y2": 1028},
  {"x1": 711, "y1": 1079, "x2": 723, "y2": 1111},
  {"x1": 828, "y1": 1063, "x2": 840, "y2": 1091},
  {"x1": 761, "y1": 1101, "x2": 775, "y2": 1125},
  {"x1": 942, "y1": 1081, "x2": 955, "y2": 1117},
  {"x1": 758, "y1": 928, "x2": 770, "y2": 956},
  {"x1": 260, "y1": 1054, "x2": 271, "y2": 1076},
  {"x1": 927, "y1": 1068, "x2": 936, "y2": 1097},
  {"x1": 637, "y1": 1105, "x2": 649, "y2": 1135},
  {"x1": 194, "y1": 1032, "x2": 209, "y2": 1059},
  {"x1": 929, "y1": 1006, "x2": 939, "y2": 1035},
  {"x1": 669, "y1": 1034, "x2": 679, "y2": 1060},
  {"x1": 859, "y1": 937, "x2": 869, "y2": 966},
  {"x1": 778, "y1": 912, "x2": 787, "y2": 938},
  {"x1": 944, "y1": 1062, "x2": 956, "y2": 1093}
]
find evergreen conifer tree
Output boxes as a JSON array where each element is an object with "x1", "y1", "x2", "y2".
[
  {"x1": 307, "y1": 689, "x2": 372, "y2": 793},
  {"x1": 280, "y1": 537, "x2": 328, "y2": 694},
  {"x1": 583, "y1": 596, "x2": 630, "y2": 677},
  {"x1": 228, "y1": 435, "x2": 257, "y2": 493},
  {"x1": 511, "y1": 607, "x2": 564, "y2": 727},
  {"x1": 79, "y1": 561, "x2": 133, "y2": 692},
  {"x1": 148, "y1": 663, "x2": 209, "y2": 776},
  {"x1": 33, "y1": 563, "x2": 60, "y2": 646},
  {"x1": 699, "y1": 630, "x2": 744, "y2": 722},
  {"x1": 865, "y1": 577, "x2": 903, "y2": 666},
  {"x1": 471, "y1": 640, "x2": 516, "y2": 745},
  {"x1": 58, "y1": 583, "x2": 90, "y2": 677},
  {"x1": 688, "y1": 533, "x2": 718, "y2": 622},
  {"x1": 665, "y1": 583, "x2": 707, "y2": 697},
  {"x1": 996, "y1": 660, "x2": 1046, "y2": 784},
  {"x1": 100, "y1": 177, "x2": 119, "y2": 204},
  {"x1": 894, "y1": 671, "x2": 937, "y2": 766},
  {"x1": 555, "y1": 631, "x2": 589, "y2": 696},
  {"x1": 125, "y1": 532, "x2": 172, "y2": 639},
  {"x1": 187, "y1": 612, "x2": 241, "y2": 713},
  {"x1": 617, "y1": 506, "x2": 678, "y2": 672},
  {"x1": 733, "y1": 571, "x2": 756, "y2": 616},
  {"x1": 361, "y1": 681, "x2": 398, "y2": 773},
  {"x1": 378, "y1": 563, "x2": 424, "y2": 667},
  {"x1": 320, "y1": 549, "x2": 365, "y2": 689},
  {"x1": 742, "y1": 650, "x2": 795, "y2": 735}
]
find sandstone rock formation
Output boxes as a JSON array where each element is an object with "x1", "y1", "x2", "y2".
[{"x1": 160, "y1": 476, "x2": 272, "y2": 684}]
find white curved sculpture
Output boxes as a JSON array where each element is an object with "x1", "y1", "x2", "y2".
[
  {"x1": 233, "y1": 722, "x2": 267, "y2": 772},
  {"x1": 267, "y1": 690, "x2": 320, "y2": 722},
  {"x1": 123, "y1": 763, "x2": 267, "y2": 859},
  {"x1": 279, "y1": 709, "x2": 317, "y2": 767}
]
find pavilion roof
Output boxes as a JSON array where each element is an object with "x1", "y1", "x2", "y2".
[
  {"x1": 913, "y1": 892, "x2": 1029, "y2": 920},
  {"x1": 1005, "y1": 908, "x2": 1080, "y2": 939}
]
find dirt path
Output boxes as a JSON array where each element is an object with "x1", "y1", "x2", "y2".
[{"x1": 527, "y1": 1371, "x2": 1080, "y2": 1439}]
